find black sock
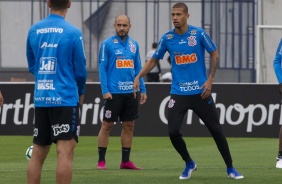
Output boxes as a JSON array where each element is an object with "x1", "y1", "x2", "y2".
[
  {"x1": 278, "y1": 151, "x2": 282, "y2": 157},
  {"x1": 122, "y1": 147, "x2": 131, "y2": 162},
  {"x1": 98, "y1": 147, "x2": 107, "y2": 162}
]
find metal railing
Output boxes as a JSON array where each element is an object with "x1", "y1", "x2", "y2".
[{"x1": 0, "y1": 0, "x2": 256, "y2": 82}]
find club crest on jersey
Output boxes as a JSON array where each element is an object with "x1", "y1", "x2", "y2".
[
  {"x1": 190, "y1": 29, "x2": 197, "y2": 35},
  {"x1": 105, "y1": 110, "x2": 112, "y2": 119},
  {"x1": 168, "y1": 99, "x2": 175, "y2": 108},
  {"x1": 129, "y1": 42, "x2": 136, "y2": 53},
  {"x1": 188, "y1": 36, "x2": 197, "y2": 46},
  {"x1": 166, "y1": 34, "x2": 174, "y2": 39}
]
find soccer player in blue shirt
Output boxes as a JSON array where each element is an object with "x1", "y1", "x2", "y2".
[
  {"x1": 273, "y1": 38, "x2": 282, "y2": 169},
  {"x1": 133, "y1": 2, "x2": 243, "y2": 180},
  {"x1": 97, "y1": 15, "x2": 147, "y2": 170},
  {"x1": 26, "y1": 0, "x2": 87, "y2": 183}
]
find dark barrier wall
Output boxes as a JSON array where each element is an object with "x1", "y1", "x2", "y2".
[{"x1": 0, "y1": 83, "x2": 281, "y2": 137}]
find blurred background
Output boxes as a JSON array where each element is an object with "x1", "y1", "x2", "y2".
[{"x1": 0, "y1": 0, "x2": 281, "y2": 83}]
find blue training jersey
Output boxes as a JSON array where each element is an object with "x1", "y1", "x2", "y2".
[
  {"x1": 274, "y1": 38, "x2": 282, "y2": 84},
  {"x1": 98, "y1": 35, "x2": 146, "y2": 95},
  {"x1": 153, "y1": 25, "x2": 217, "y2": 95},
  {"x1": 26, "y1": 14, "x2": 87, "y2": 107}
]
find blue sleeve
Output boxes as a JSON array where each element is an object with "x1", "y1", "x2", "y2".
[
  {"x1": 274, "y1": 39, "x2": 282, "y2": 84},
  {"x1": 134, "y1": 45, "x2": 146, "y2": 93},
  {"x1": 153, "y1": 37, "x2": 167, "y2": 60},
  {"x1": 73, "y1": 31, "x2": 87, "y2": 95},
  {"x1": 199, "y1": 29, "x2": 217, "y2": 53},
  {"x1": 98, "y1": 42, "x2": 109, "y2": 95},
  {"x1": 26, "y1": 31, "x2": 35, "y2": 75}
]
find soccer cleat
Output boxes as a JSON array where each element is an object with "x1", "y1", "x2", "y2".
[
  {"x1": 120, "y1": 161, "x2": 142, "y2": 170},
  {"x1": 179, "y1": 160, "x2": 197, "y2": 179},
  {"x1": 276, "y1": 156, "x2": 282, "y2": 168},
  {"x1": 227, "y1": 168, "x2": 244, "y2": 179},
  {"x1": 97, "y1": 161, "x2": 107, "y2": 170}
]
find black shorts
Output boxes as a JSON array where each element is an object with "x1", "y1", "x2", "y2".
[
  {"x1": 33, "y1": 105, "x2": 80, "y2": 145},
  {"x1": 103, "y1": 93, "x2": 138, "y2": 122}
]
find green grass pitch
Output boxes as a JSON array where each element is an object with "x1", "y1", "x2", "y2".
[{"x1": 0, "y1": 136, "x2": 281, "y2": 184}]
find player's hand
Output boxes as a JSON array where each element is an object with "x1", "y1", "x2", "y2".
[
  {"x1": 79, "y1": 94, "x2": 84, "y2": 106},
  {"x1": 279, "y1": 84, "x2": 282, "y2": 96},
  {"x1": 103, "y1": 92, "x2": 112, "y2": 100},
  {"x1": 200, "y1": 79, "x2": 212, "y2": 99},
  {"x1": 140, "y1": 93, "x2": 147, "y2": 105},
  {"x1": 0, "y1": 91, "x2": 3, "y2": 107},
  {"x1": 133, "y1": 77, "x2": 140, "y2": 98}
]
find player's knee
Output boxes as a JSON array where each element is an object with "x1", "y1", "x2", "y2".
[
  {"x1": 57, "y1": 149, "x2": 74, "y2": 161},
  {"x1": 101, "y1": 121, "x2": 114, "y2": 131},
  {"x1": 56, "y1": 140, "x2": 75, "y2": 159},
  {"x1": 207, "y1": 124, "x2": 222, "y2": 135},
  {"x1": 168, "y1": 130, "x2": 180, "y2": 138},
  {"x1": 122, "y1": 123, "x2": 134, "y2": 132}
]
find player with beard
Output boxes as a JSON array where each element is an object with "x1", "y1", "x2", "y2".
[
  {"x1": 97, "y1": 15, "x2": 147, "y2": 170},
  {"x1": 133, "y1": 2, "x2": 244, "y2": 180}
]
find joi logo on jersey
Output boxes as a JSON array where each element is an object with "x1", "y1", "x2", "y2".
[
  {"x1": 175, "y1": 53, "x2": 197, "y2": 65},
  {"x1": 116, "y1": 59, "x2": 134, "y2": 68},
  {"x1": 39, "y1": 57, "x2": 57, "y2": 74}
]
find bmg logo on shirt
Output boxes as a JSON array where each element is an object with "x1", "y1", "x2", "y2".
[{"x1": 39, "y1": 57, "x2": 57, "y2": 74}]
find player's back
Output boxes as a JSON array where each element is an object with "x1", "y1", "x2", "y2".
[{"x1": 27, "y1": 14, "x2": 85, "y2": 107}]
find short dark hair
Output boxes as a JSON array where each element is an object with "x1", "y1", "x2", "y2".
[
  {"x1": 49, "y1": 0, "x2": 69, "y2": 10},
  {"x1": 172, "y1": 2, "x2": 188, "y2": 13},
  {"x1": 152, "y1": 42, "x2": 158, "y2": 48}
]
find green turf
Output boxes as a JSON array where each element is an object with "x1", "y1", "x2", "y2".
[{"x1": 0, "y1": 136, "x2": 281, "y2": 184}]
